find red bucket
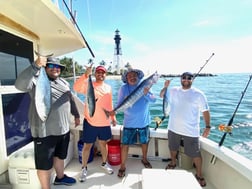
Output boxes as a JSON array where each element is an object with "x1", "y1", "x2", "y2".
[{"x1": 107, "y1": 140, "x2": 121, "y2": 166}]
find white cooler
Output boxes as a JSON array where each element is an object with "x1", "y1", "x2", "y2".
[{"x1": 8, "y1": 148, "x2": 41, "y2": 189}]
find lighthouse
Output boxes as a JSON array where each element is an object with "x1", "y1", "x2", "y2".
[{"x1": 113, "y1": 29, "x2": 124, "y2": 74}]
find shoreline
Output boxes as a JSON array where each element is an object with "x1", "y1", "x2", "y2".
[{"x1": 65, "y1": 75, "x2": 122, "y2": 80}]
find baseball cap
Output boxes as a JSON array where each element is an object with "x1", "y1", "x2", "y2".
[
  {"x1": 95, "y1": 66, "x2": 107, "y2": 73},
  {"x1": 46, "y1": 57, "x2": 65, "y2": 70}
]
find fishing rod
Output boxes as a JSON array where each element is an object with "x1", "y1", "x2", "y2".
[
  {"x1": 193, "y1": 52, "x2": 215, "y2": 79},
  {"x1": 218, "y1": 74, "x2": 252, "y2": 147},
  {"x1": 62, "y1": 0, "x2": 95, "y2": 58},
  {"x1": 210, "y1": 74, "x2": 252, "y2": 164},
  {"x1": 154, "y1": 53, "x2": 215, "y2": 129}
]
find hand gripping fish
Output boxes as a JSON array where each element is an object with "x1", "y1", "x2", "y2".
[
  {"x1": 104, "y1": 71, "x2": 159, "y2": 117},
  {"x1": 34, "y1": 51, "x2": 53, "y2": 122},
  {"x1": 87, "y1": 75, "x2": 96, "y2": 117}
]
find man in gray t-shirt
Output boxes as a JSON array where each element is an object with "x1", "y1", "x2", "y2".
[{"x1": 15, "y1": 56, "x2": 80, "y2": 188}]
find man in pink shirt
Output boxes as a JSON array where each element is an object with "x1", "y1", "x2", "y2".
[{"x1": 73, "y1": 65, "x2": 116, "y2": 182}]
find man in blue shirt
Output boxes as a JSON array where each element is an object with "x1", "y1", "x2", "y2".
[{"x1": 116, "y1": 68, "x2": 156, "y2": 178}]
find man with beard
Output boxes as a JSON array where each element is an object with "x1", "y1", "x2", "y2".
[
  {"x1": 73, "y1": 65, "x2": 116, "y2": 182},
  {"x1": 160, "y1": 72, "x2": 211, "y2": 187}
]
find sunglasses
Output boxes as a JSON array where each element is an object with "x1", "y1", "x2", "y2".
[
  {"x1": 47, "y1": 64, "x2": 60, "y2": 69},
  {"x1": 182, "y1": 76, "x2": 192, "y2": 80}
]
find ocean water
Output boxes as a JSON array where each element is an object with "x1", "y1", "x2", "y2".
[{"x1": 68, "y1": 73, "x2": 252, "y2": 160}]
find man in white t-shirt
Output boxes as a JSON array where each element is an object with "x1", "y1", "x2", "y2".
[{"x1": 160, "y1": 72, "x2": 211, "y2": 187}]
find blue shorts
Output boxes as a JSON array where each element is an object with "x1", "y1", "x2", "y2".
[
  {"x1": 168, "y1": 130, "x2": 201, "y2": 158},
  {"x1": 121, "y1": 126, "x2": 150, "y2": 145},
  {"x1": 82, "y1": 119, "x2": 112, "y2": 143},
  {"x1": 33, "y1": 132, "x2": 70, "y2": 170}
]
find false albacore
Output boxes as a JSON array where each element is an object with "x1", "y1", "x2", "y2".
[
  {"x1": 87, "y1": 75, "x2": 96, "y2": 117},
  {"x1": 35, "y1": 67, "x2": 51, "y2": 122},
  {"x1": 104, "y1": 71, "x2": 159, "y2": 117},
  {"x1": 154, "y1": 86, "x2": 169, "y2": 129}
]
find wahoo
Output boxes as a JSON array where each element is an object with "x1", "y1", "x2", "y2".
[
  {"x1": 35, "y1": 67, "x2": 51, "y2": 122},
  {"x1": 87, "y1": 75, "x2": 96, "y2": 117},
  {"x1": 104, "y1": 71, "x2": 159, "y2": 117}
]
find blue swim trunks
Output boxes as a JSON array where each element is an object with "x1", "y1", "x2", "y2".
[{"x1": 121, "y1": 126, "x2": 150, "y2": 145}]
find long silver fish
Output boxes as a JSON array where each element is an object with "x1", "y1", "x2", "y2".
[
  {"x1": 87, "y1": 75, "x2": 96, "y2": 117},
  {"x1": 104, "y1": 71, "x2": 159, "y2": 117},
  {"x1": 35, "y1": 67, "x2": 51, "y2": 122},
  {"x1": 154, "y1": 86, "x2": 169, "y2": 130}
]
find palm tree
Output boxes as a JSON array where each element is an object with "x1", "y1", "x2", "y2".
[
  {"x1": 87, "y1": 58, "x2": 94, "y2": 65},
  {"x1": 125, "y1": 62, "x2": 132, "y2": 69},
  {"x1": 99, "y1": 60, "x2": 106, "y2": 66}
]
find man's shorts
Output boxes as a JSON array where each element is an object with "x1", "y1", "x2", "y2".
[
  {"x1": 168, "y1": 130, "x2": 201, "y2": 158},
  {"x1": 33, "y1": 132, "x2": 70, "y2": 170},
  {"x1": 121, "y1": 126, "x2": 150, "y2": 145},
  {"x1": 82, "y1": 119, "x2": 112, "y2": 143}
]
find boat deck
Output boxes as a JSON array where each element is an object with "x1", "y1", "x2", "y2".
[{"x1": 51, "y1": 156, "x2": 216, "y2": 189}]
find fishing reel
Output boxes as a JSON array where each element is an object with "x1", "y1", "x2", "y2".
[{"x1": 218, "y1": 124, "x2": 233, "y2": 134}]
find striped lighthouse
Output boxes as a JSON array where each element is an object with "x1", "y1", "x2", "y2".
[{"x1": 113, "y1": 29, "x2": 124, "y2": 74}]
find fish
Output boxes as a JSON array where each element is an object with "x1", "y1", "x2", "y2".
[
  {"x1": 104, "y1": 71, "x2": 159, "y2": 117},
  {"x1": 35, "y1": 67, "x2": 51, "y2": 122},
  {"x1": 162, "y1": 87, "x2": 169, "y2": 118},
  {"x1": 34, "y1": 51, "x2": 53, "y2": 122},
  {"x1": 87, "y1": 75, "x2": 96, "y2": 117},
  {"x1": 154, "y1": 86, "x2": 169, "y2": 130},
  {"x1": 154, "y1": 79, "x2": 172, "y2": 130}
]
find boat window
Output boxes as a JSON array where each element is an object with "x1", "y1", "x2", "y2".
[
  {"x1": 0, "y1": 29, "x2": 33, "y2": 157},
  {"x1": 0, "y1": 29, "x2": 33, "y2": 86},
  {"x1": 2, "y1": 92, "x2": 32, "y2": 156}
]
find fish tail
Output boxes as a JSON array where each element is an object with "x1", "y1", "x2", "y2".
[
  {"x1": 103, "y1": 108, "x2": 110, "y2": 119},
  {"x1": 154, "y1": 116, "x2": 167, "y2": 130}
]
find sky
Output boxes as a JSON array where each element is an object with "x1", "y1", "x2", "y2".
[{"x1": 59, "y1": 0, "x2": 252, "y2": 75}]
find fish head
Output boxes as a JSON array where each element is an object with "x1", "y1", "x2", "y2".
[
  {"x1": 152, "y1": 71, "x2": 160, "y2": 83},
  {"x1": 145, "y1": 72, "x2": 160, "y2": 87}
]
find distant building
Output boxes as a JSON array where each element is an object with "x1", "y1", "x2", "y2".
[{"x1": 112, "y1": 29, "x2": 124, "y2": 74}]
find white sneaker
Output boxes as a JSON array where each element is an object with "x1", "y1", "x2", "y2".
[
  {"x1": 101, "y1": 162, "x2": 113, "y2": 174},
  {"x1": 79, "y1": 167, "x2": 87, "y2": 182}
]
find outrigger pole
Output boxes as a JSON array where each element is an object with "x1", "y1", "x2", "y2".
[
  {"x1": 154, "y1": 52, "x2": 215, "y2": 130},
  {"x1": 62, "y1": 0, "x2": 95, "y2": 58},
  {"x1": 211, "y1": 74, "x2": 252, "y2": 164}
]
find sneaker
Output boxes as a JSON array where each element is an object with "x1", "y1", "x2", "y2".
[
  {"x1": 79, "y1": 167, "x2": 88, "y2": 182},
  {"x1": 101, "y1": 162, "x2": 113, "y2": 174},
  {"x1": 54, "y1": 174, "x2": 76, "y2": 185}
]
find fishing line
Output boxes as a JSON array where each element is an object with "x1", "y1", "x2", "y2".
[
  {"x1": 62, "y1": 0, "x2": 95, "y2": 58},
  {"x1": 154, "y1": 53, "x2": 215, "y2": 129}
]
